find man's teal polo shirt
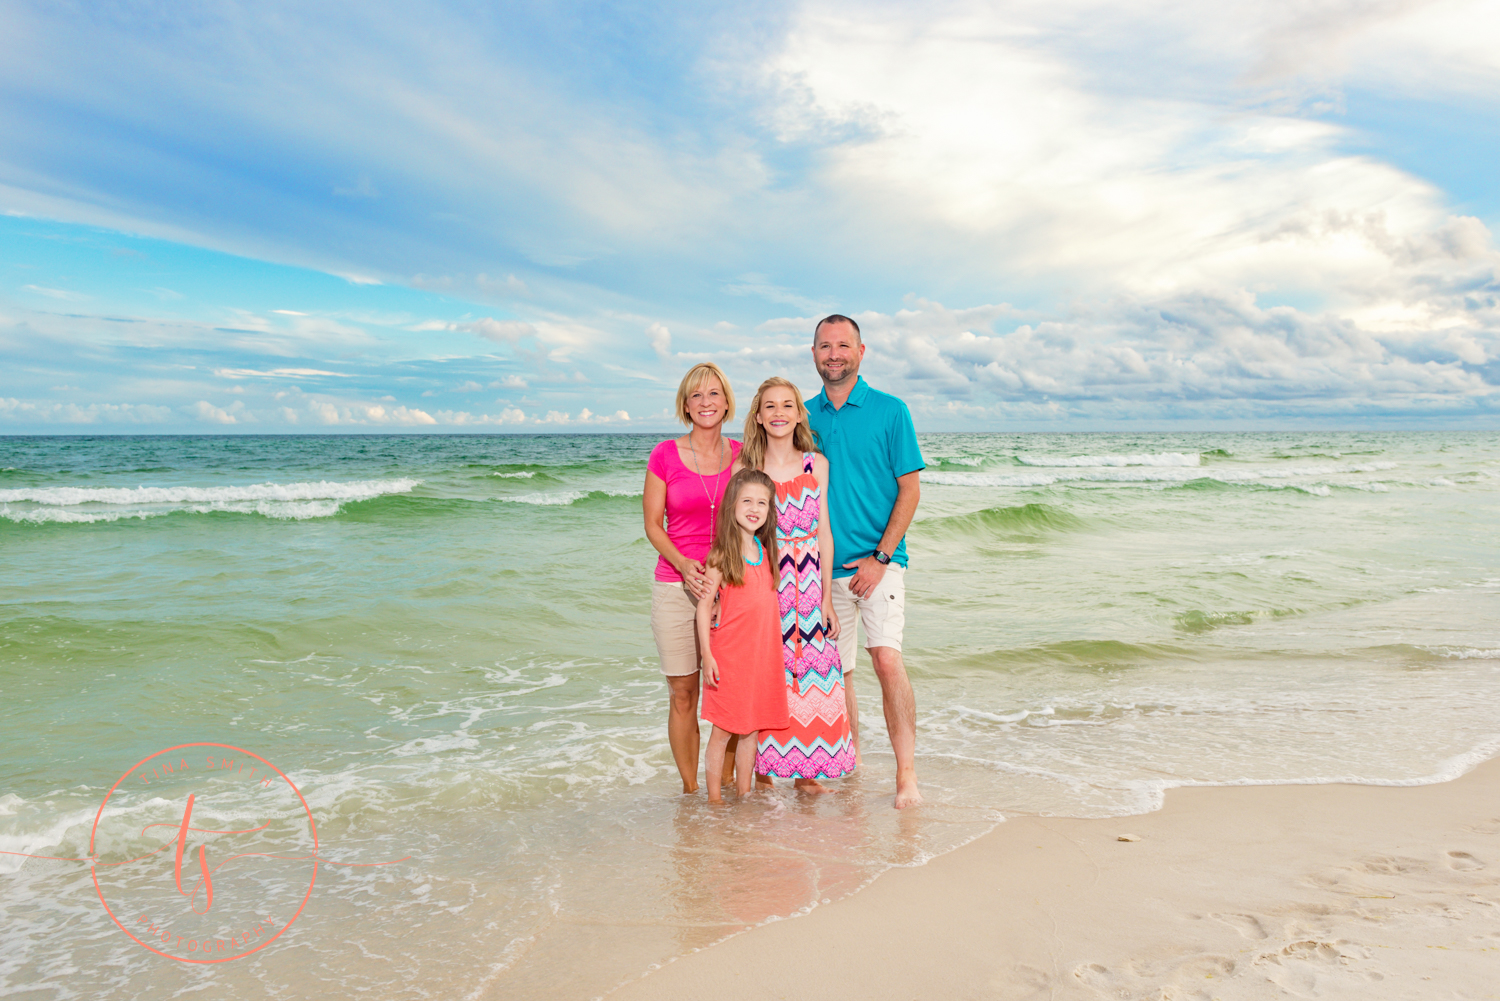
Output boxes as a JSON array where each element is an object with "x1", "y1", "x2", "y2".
[{"x1": 807, "y1": 376, "x2": 925, "y2": 577}]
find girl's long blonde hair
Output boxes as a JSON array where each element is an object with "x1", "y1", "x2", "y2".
[
  {"x1": 740, "y1": 377, "x2": 818, "y2": 472},
  {"x1": 706, "y1": 469, "x2": 779, "y2": 588}
]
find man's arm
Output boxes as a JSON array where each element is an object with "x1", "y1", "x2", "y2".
[{"x1": 843, "y1": 470, "x2": 920, "y2": 599}]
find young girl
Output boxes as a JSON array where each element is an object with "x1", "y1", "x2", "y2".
[
  {"x1": 741, "y1": 377, "x2": 856, "y2": 790},
  {"x1": 697, "y1": 469, "x2": 789, "y2": 803}
]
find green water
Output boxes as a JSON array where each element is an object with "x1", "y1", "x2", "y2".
[{"x1": 2, "y1": 432, "x2": 1498, "y2": 998}]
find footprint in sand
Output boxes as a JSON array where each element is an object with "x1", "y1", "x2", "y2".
[
  {"x1": 1446, "y1": 850, "x2": 1484, "y2": 870},
  {"x1": 1211, "y1": 912, "x2": 1270, "y2": 939},
  {"x1": 1073, "y1": 955, "x2": 1238, "y2": 1000},
  {"x1": 1355, "y1": 854, "x2": 1426, "y2": 875},
  {"x1": 994, "y1": 963, "x2": 1052, "y2": 1001},
  {"x1": 1257, "y1": 940, "x2": 1347, "y2": 999}
]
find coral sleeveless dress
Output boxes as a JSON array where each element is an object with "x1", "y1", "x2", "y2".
[
  {"x1": 699, "y1": 541, "x2": 790, "y2": 735},
  {"x1": 755, "y1": 454, "x2": 856, "y2": 779}
]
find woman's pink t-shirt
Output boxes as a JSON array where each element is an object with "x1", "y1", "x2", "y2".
[{"x1": 647, "y1": 437, "x2": 742, "y2": 582}]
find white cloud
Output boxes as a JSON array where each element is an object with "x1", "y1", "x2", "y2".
[
  {"x1": 189, "y1": 400, "x2": 239, "y2": 424},
  {"x1": 21, "y1": 285, "x2": 87, "y2": 301},
  {"x1": 821, "y1": 288, "x2": 1500, "y2": 422},
  {"x1": 537, "y1": 407, "x2": 632, "y2": 425},
  {"x1": 647, "y1": 321, "x2": 672, "y2": 359},
  {"x1": 436, "y1": 407, "x2": 528, "y2": 425},
  {"x1": 2, "y1": 1, "x2": 1497, "y2": 428},
  {"x1": 212, "y1": 367, "x2": 353, "y2": 379},
  {"x1": 362, "y1": 404, "x2": 436, "y2": 424},
  {"x1": 478, "y1": 273, "x2": 528, "y2": 295},
  {"x1": 0, "y1": 398, "x2": 174, "y2": 424},
  {"x1": 757, "y1": 1, "x2": 1486, "y2": 307},
  {"x1": 720, "y1": 274, "x2": 826, "y2": 313},
  {"x1": 463, "y1": 318, "x2": 537, "y2": 343}
]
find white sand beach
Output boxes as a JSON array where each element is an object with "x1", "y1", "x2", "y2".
[{"x1": 608, "y1": 758, "x2": 1500, "y2": 1000}]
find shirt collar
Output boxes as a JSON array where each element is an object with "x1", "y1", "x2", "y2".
[
  {"x1": 847, "y1": 376, "x2": 870, "y2": 407},
  {"x1": 815, "y1": 375, "x2": 869, "y2": 411}
]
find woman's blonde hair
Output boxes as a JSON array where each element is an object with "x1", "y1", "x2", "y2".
[
  {"x1": 740, "y1": 377, "x2": 818, "y2": 471},
  {"x1": 674, "y1": 362, "x2": 735, "y2": 427},
  {"x1": 707, "y1": 469, "x2": 778, "y2": 589}
]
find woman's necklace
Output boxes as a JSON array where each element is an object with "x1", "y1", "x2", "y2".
[{"x1": 688, "y1": 436, "x2": 728, "y2": 528}]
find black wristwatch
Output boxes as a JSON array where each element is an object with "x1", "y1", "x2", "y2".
[{"x1": 872, "y1": 549, "x2": 892, "y2": 565}]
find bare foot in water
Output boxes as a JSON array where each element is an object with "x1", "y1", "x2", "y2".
[
  {"x1": 893, "y1": 769, "x2": 922, "y2": 809},
  {"x1": 794, "y1": 778, "x2": 834, "y2": 794},
  {"x1": 707, "y1": 793, "x2": 725, "y2": 805},
  {"x1": 682, "y1": 780, "x2": 700, "y2": 794},
  {"x1": 755, "y1": 774, "x2": 774, "y2": 790}
]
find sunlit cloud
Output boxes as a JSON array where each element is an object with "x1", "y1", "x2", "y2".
[
  {"x1": 212, "y1": 368, "x2": 355, "y2": 379},
  {"x1": 0, "y1": 0, "x2": 1495, "y2": 430}
]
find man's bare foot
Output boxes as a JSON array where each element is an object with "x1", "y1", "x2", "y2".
[
  {"x1": 794, "y1": 778, "x2": 834, "y2": 794},
  {"x1": 893, "y1": 770, "x2": 922, "y2": 809},
  {"x1": 682, "y1": 781, "x2": 699, "y2": 794}
]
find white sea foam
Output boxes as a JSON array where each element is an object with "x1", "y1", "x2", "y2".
[
  {"x1": 492, "y1": 471, "x2": 536, "y2": 478},
  {"x1": 1016, "y1": 451, "x2": 1202, "y2": 467},
  {"x1": 496, "y1": 489, "x2": 641, "y2": 505},
  {"x1": 0, "y1": 478, "x2": 419, "y2": 506},
  {"x1": 499, "y1": 490, "x2": 589, "y2": 505},
  {"x1": 924, "y1": 460, "x2": 1404, "y2": 489},
  {"x1": 0, "y1": 801, "x2": 98, "y2": 875},
  {"x1": 0, "y1": 478, "x2": 418, "y2": 522},
  {"x1": 1434, "y1": 647, "x2": 1500, "y2": 660}
]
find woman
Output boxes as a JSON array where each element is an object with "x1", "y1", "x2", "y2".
[
  {"x1": 740, "y1": 377, "x2": 855, "y2": 792},
  {"x1": 643, "y1": 362, "x2": 741, "y2": 793}
]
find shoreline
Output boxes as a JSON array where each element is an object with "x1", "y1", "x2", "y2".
[{"x1": 605, "y1": 757, "x2": 1500, "y2": 1000}]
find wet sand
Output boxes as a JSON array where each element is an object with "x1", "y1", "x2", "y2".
[{"x1": 607, "y1": 757, "x2": 1500, "y2": 1000}]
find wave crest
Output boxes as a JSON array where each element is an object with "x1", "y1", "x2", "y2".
[
  {"x1": 0, "y1": 478, "x2": 420, "y2": 523},
  {"x1": 1016, "y1": 452, "x2": 1201, "y2": 468}
]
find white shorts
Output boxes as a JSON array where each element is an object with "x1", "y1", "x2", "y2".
[{"x1": 830, "y1": 564, "x2": 906, "y2": 673}]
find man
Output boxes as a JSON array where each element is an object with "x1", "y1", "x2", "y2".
[{"x1": 807, "y1": 314, "x2": 923, "y2": 809}]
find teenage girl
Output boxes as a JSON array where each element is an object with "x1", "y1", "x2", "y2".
[
  {"x1": 697, "y1": 469, "x2": 790, "y2": 803},
  {"x1": 740, "y1": 377, "x2": 855, "y2": 791}
]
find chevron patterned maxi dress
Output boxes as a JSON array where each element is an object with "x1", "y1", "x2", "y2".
[{"x1": 754, "y1": 453, "x2": 857, "y2": 780}]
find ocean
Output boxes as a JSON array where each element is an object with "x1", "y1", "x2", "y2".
[{"x1": 2, "y1": 431, "x2": 1498, "y2": 999}]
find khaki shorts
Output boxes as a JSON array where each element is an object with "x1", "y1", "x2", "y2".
[
  {"x1": 830, "y1": 564, "x2": 906, "y2": 673},
  {"x1": 650, "y1": 580, "x2": 703, "y2": 677}
]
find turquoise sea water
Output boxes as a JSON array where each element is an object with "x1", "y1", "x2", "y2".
[{"x1": 2, "y1": 431, "x2": 1498, "y2": 999}]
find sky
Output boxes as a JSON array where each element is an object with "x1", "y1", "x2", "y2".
[{"x1": 2, "y1": 0, "x2": 1498, "y2": 433}]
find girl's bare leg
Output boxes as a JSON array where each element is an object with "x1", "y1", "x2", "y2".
[
  {"x1": 705, "y1": 726, "x2": 733, "y2": 804},
  {"x1": 667, "y1": 674, "x2": 702, "y2": 793},
  {"x1": 734, "y1": 731, "x2": 757, "y2": 796},
  {"x1": 722, "y1": 734, "x2": 739, "y2": 788}
]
